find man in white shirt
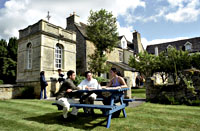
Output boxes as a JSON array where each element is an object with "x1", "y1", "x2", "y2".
[{"x1": 78, "y1": 71, "x2": 101, "y2": 114}]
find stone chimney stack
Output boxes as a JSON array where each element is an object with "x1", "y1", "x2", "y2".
[
  {"x1": 66, "y1": 12, "x2": 80, "y2": 29},
  {"x1": 132, "y1": 30, "x2": 144, "y2": 54}
]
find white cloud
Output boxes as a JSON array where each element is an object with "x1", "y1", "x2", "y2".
[
  {"x1": 117, "y1": 22, "x2": 134, "y2": 42},
  {"x1": 0, "y1": 0, "x2": 146, "y2": 41},
  {"x1": 165, "y1": 0, "x2": 200, "y2": 22}
]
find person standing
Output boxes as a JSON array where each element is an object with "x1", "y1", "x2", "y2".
[
  {"x1": 78, "y1": 71, "x2": 101, "y2": 114},
  {"x1": 40, "y1": 71, "x2": 48, "y2": 99},
  {"x1": 57, "y1": 69, "x2": 65, "y2": 84},
  {"x1": 56, "y1": 70, "x2": 80, "y2": 119}
]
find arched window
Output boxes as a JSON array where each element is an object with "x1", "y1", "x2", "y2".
[
  {"x1": 27, "y1": 43, "x2": 32, "y2": 69},
  {"x1": 55, "y1": 44, "x2": 63, "y2": 69}
]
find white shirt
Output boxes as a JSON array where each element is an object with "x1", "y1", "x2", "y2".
[{"x1": 78, "y1": 78, "x2": 101, "y2": 90}]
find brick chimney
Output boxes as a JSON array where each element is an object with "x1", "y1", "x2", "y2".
[
  {"x1": 132, "y1": 30, "x2": 144, "y2": 54},
  {"x1": 66, "y1": 12, "x2": 80, "y2": 29}
]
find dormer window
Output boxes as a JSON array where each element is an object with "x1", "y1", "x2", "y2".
[
  {"x1": 184, "y1": 42, "x2": 192, "y2": 51},
  {"x1": 167, "y1": 45, "x2": 173, "y2": 49},
  {"x1": 122, "y1": 41, "x2": 127, "y2": 49}
]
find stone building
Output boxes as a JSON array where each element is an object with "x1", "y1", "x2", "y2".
[
  {"x1": 146, "y1": 37, "x2": 200, "y2": 55},
  {"x1": 17, "y1": 19, "x2": 76, "y2": 98},
  {"x1": 146, "y1": 37, "x2": 200, "y2": 84},
  {"x1": 66, "y1": 13, "x2": 145, "y2": 90}
]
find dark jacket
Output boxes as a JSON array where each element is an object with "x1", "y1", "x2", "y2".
[
  {"x1": 40, "y1": 75, "x2": 48, "y2": 88},
  {"x1": 58, "y1": 73, "x2": 65, "y2": 83},
  {"x1": 56, "y1": 78, "x2": 79, "y2": 100}
]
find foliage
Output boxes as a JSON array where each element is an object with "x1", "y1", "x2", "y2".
[
  {"x1": 164, "y1": 47, "x2": 191, "y2": 83},
  {"x1": 129, "y1": 48, "x2": 193, "y2": 84},
  {"x1": 18, "y1": 86, "x2": 35, "y2": 99},
  {"x1": 190, "y1": 53, "x2": 200, "y2": 69},
  {"x1": 7, "y1": 37, "x2": 18, "y2": 61},
  {"x1": 88, "y1": 50, "x2": 111, "y2": 76},
  {"x1": 0, "y1": 39, "x2": 8, "y2": 57},
  {"x1": 149, "y1": 84, "x2": 200, "y2": 106},
  {"x1": 86, "y1": 9, "x2": 118, "y2": 75},
  {"x1": 93, "y1": 76, "x2": 109, "y2": 84},
  {"x1": 129, "y1": 51, "x2": 158, "y2": 78},
  {"x1": 0, "y1": 37, "x2": 18, "y2": 84},
  {"x1": 0, "y1": 80, "x2": 3, "y2": 84},
  {"x1": 0, "y1": 57, "x2": 17, "y2": 84},
  {"x1": 74, "y1": 75, "x2": 85, "y2": 86},
  {"x1": 86, "y1": 9, "x2": 118, "y2": 55}
]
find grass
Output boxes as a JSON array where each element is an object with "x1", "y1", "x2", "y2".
[
  {"x1": 132, "y1": 87, "x2": 146, "y2": 99},
  {"x1": 0, "y1": 99, "x2": 200, "y2": 131}
]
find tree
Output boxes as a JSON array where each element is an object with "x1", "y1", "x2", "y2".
[
  {"x1": 0, "y1": 37, "x2": 18, "y2": 84},
  {"x1": 88, "y1": 50, "x2": 111, "y2": 76},
  {"x1": 129, "y1": 48, "x2": 192, "y2": 84},
  {"x1": 86, "y1": 9, "x2": 118, "y2": 75},
  {"x1": 129, "y1": 51, "x2": 158, "y2": 78},
  {"x1": 7, "y1": 37, "x2": 18, "y2": 61},
  {"x1": 164, "y1": 47, "x2": 191, "y2": 84},
  {"x1": 0, "y1": 39, "x2": 8, "y2": 57},
  {"x1": 0, "y1": 57, "x2": 17, "y2": 84},
  {"x1": 191, "y1": 53, "x2": 200, "y2": 69}
]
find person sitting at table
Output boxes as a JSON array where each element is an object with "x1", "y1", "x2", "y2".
[
  {"x1": 102, "y1": 68, "x2": 127, "y2": 117},
  {"x1": 106, "y1": 68, "x2": 127, "y2": 89},
  {"x1": 56, "y1": 70, "x2": 80, "y2": 119},
  {"x1": 78, "y1": 71, "x2": 101, "y2": 114}
]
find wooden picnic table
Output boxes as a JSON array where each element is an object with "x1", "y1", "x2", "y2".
[
  {"x1": 73, "y1": 87, "x2": 130, "y2": 128},
  {"x1": 53, "y1": 88, "x2": 132, "y2": 128}
]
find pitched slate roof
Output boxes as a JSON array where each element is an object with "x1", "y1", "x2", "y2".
[
  {"x1": 146, "y1": 37, "x2": 200, "y2": 54},
  {"x1": 75, "y1": 22, "x2": 88, "y2": 38},
  {"x1": 107, "y1": 61, "x2": 136, "y2": 72}
]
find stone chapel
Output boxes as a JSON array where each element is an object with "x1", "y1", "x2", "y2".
[{"x1": 17, "y1": 19, "x2": 76, "y2": 98}]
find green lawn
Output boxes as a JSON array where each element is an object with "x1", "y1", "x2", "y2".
[
  {"x1": 132, "y1": 88, "x2": 146, "y2": 99},
  {"x1": 0, "y1": 99, "x2": 200, "y2": 131}
]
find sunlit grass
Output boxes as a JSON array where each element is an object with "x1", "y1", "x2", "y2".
[{"x1": 0, "y1": 99, "x2": 199, "y2": 130}]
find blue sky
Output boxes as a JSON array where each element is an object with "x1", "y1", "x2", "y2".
[{"x1": 0, "y1": 0, "x2": 200, "y2": 48}]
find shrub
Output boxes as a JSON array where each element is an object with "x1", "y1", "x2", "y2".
[
  {"x1": 74, "y1": 75, "x2": 85, "y2": 86},
  {"x1": 18, "y1": 86, "x2": 35, "y2": 99},
  {"x1": 0, "y1": 80, "x2": 3, "y2": 84}
]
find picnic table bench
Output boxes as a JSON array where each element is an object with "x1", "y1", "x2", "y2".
[{"x1": 52, "y1": 88, "x2": 132, "y2": 128}]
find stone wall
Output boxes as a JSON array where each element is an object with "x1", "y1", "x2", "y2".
[
  {"x1": 0, "y1": 79, "x2": 60, "y2": 99},
  {"x1": 146, "y1": 77, "x2": 200, "y2": 104},
  {"x1": 0, "y1": 84, "x2": 24, "y2": 99}
]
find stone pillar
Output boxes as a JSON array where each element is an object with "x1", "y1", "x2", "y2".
[
  {"x1": 145, "y1": 77, "x2": 154, "y2": 101},
  {"x1": 124, "y1": 77, "x2": 132, "y2": 98}
]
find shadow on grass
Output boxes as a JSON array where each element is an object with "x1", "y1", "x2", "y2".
[{"x1": 24, "y1": 112, "x2": 108, "y2": 130}]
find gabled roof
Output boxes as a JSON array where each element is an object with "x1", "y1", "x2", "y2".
[
  {"x1": 74, "y1": 22, "x2": 88, "y2": 38},
  {"x1": 107, "y1": 61, "x2": 136, "y2": 72},
  {"x1": 146, "y1": 37, "x2": 200, "y2": 54}
]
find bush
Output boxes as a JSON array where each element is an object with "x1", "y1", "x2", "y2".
[
  {"x1": 73, "y1": 75, "x2": 109, "y2": 86},
  {"x1": 74, "y1": 75, "x2": 85, "y2": 86},
  {"x1": 0, "y1": 80, "x2": 3, "y2": 84},
  {"x1": 93, "y1": 76, "x2": 109, "y2": 84},
  {"x1": 18, "y1": 86, "x2": 35, "y2": 99},
  {"x1": 149, "y1": 84, "x2": 200, "y2": 105}
]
